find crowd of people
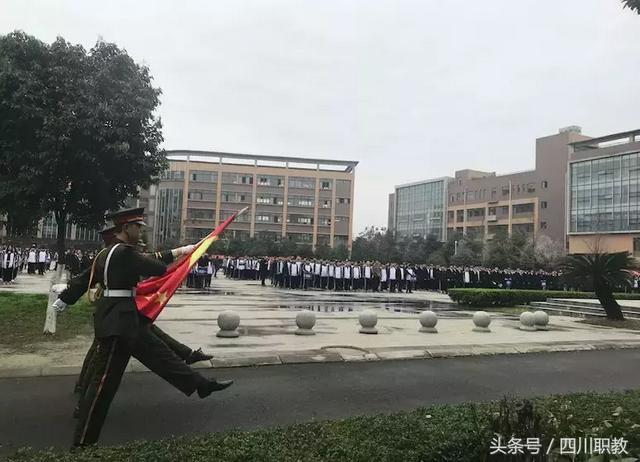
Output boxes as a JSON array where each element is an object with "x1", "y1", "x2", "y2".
[
  {"x1": 0, "y1": 244, "x2": 56, "y2": 284},
  {"x1": 222, "y1": 256, "x2": 563, "y2": 293},
  {"x1": 186, "y1": 255, "x2": 224, "y2": 289},
  {"x1": 0, "y1": 244, "x2": 104, "y2": 284}
]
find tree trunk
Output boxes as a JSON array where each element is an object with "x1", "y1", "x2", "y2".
[
  {"x1": 55, "y1": 211, "x2": 66, "y2": 266},
  {"x1": 595, "y1": 284, "x2": 625, "y2": 320}
]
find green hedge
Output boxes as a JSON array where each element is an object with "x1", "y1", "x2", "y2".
[
  {"x1": 8, "y1": 390, "x2": 640, "y2": 461},
  {"x1": 448, "y1": 288, "x2": 640, "y2": 307}
]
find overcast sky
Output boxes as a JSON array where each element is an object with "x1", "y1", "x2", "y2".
[{"x1": 2, "y1": 0, "x2": 639, "y2": 234}]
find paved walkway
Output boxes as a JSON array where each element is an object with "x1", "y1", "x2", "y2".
[
  {"x1": 2, "y1": 275, "x2": 640, "y2": 376},
  {"x1": 1, "y1": 349, "x2": 640, "y2": 456}
]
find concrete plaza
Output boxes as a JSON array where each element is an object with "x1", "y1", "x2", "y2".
[{"x1": 1, "y1": 274, "x2": 640, "y2": 377}]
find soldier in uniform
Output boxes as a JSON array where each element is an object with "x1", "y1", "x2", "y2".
[
  {"x1": 53, "y1": 222, "x2": 214, "y2": 411},
  {"x1": 64, "y1": 208, "x2": 232, "y2": 447}
]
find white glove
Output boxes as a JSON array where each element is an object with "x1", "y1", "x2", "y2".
[
  {"x1": 172, "y1": 245, "x2": 195, "y2": 257},
  {"x1": 52, "y1": 298, "x2": 68, "y2": 313}
]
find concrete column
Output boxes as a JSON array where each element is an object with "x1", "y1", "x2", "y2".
[
  {"x1": 181, "y1": 156, "x2": 191, "y2": 243},
  {"x1": 312, "y1": 174, "x2": 320, "y2": 251},
  {"x1": 250, "y1": 173, "x2": 257, "y2": 238},
  {"x1": 330, "y1": 180, "x2": 337, "y2": 248},
  {"x1": 508, "y1": 180, "x2": 513, "y2": 235},
  {"x1": 348, "y1": 168, "x2": 356, "y2": 253},
  {"x1": 215, "y1": 168, "x2": 222, "y2": 227},
  {"x1": 282, "y1": 172, "x2": 289, "y2": 239}
]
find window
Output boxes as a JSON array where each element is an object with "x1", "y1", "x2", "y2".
[
  {"x1": 190, "y1": 170, "x2": 217, "y2": 182},
  {"x1": 321, "y1": 180, "x2": 331, "y2": 190},
  {"x1": 319, "y1": 217, "x2": 331, "y2": 226},
  {"x1": 338, "y1": 198, "x2": 351, "y2": 205},
  {"x1": 491, "y1": 188, "x2": 497, "y2": 199},
  {"x1": 321, "y1": 200, "x2": 331, "y2": 208},
  {"x1": 527, "y1": 183, "x2": 536, "y2": 193},
  {"x1": 502, "y1": 186, "x2": 510, "y2": 196},
  {"x1": 256, "y1": 215, "x2": 270, "y2": 222},
  {"x1": 450, "y1": 195, "x2": 454, "y2": 203},
  {"x1": 540, "y1": 221, "x2": 547, "y2": 229},
  {"x1": 541, "y1": 201, "x2": 548, "y2": 209},
  {"x1": 241, "y1": 175, "x2": 253, "y2": 185},
  {"x1": 289, "y1": 177, "x2": 315, "y2": 189},
  {"x1": 187, "y1": 209, "x2": 215, "y2": 220},
  {"x1": 541, "y1": 180, "x2": 548, "y2": 189},
  {"x1": 513, "y1": 203, "x2": 534, "y2": 214},
  {"x1": 188, "y1": 192, "x2": 203, "y2": 200},
  {"x1": 161, "y1": 170, "x2": 185, "y2": 180},
  {"x1": 259, "y1": 177, "x2": 270, "y2": 186},
  {"x1": 634, "y1": 238, "x2": 640, "y2": 257},
  {"x1": 257, "y1": 196, "x2": 271, "y2": 205},
  {"x1": 448, "y1": 211, "x2": 454, "y2": 220},
  {"x1": 456, "y1": 210, "x2": 464, "y2": 222}
]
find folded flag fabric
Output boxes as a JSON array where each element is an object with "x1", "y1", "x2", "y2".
[{"x1": 136, "y1": 207, "x2": 248, "y2": 321}]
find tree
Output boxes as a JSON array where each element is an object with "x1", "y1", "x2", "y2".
[
  {"x1": 622, "y1": 0, "x2": 640, "y2": 14},
  {"x1": 562, "y1": 251, "x2": 638, "y2": 320},
  {"x1": 0, "y1": 31, "x2": 166, "y2": 257},
  {"x1": 533, "y1": 235, "x2": 565, "y2": 271},
  {"x1": 450, "y1": 235, "x2": 483, "y2": 267}
]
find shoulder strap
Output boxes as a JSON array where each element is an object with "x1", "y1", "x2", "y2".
[
  {"x1": 86, "y1": 246, "x2": 110, "y2": 299},
  {"x1": 103, "y1": 244, "x2": 122, "y2": 290}
]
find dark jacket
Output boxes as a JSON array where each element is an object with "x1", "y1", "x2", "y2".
[{"x1": 90, "y1": 240, "x2": 173, "y2": 339}]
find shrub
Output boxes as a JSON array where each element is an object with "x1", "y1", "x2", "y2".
[
  {"x1": 7, "y1": 390, "x2": 640, "y2": 461},
  {"x1": 447, "y1": 288, "x2": 640, "y2": 307}
]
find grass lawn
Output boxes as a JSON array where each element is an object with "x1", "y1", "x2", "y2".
[
  {"x1": 7, "y1": 389, "x2": 640, "y2": 461},
  {"x1": 0, "y1": 293, "x2": 93, "y2": 348}
]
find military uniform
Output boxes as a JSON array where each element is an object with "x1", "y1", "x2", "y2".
[{"x1": 72, "y1": 208, "x2": 230, "y2": 447}]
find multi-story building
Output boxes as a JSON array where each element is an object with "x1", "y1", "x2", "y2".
[
  {"x1": 147, "y1": 150, "x2": 358, "y2": 251},
  {"x1": 389, "y1": 126, "x2": 590, "y2": 246},
  {"x1": 391, "y1": 178, "x2": 449, "y2": 241},
  {"x1": 567, "y1": 129, "x2": 640, "y2": 256}
]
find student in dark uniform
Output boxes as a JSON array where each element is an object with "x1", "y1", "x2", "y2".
[{"x1": 61, "y1": 208, "x2": 232, "y2": 447}]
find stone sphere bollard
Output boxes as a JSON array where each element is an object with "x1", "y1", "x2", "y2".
[
  {"x1": 419, "y1": 310, "x2": 438, "y2": 333},
  {"x1": 533, "y1": 310, "x2": 550, "y2": 331},
  {"x1": 359, "y1": 310, "x2": 378, "y2": 334},
  {"x1": 295, "y1": 311, "x2": 317, "y2": 335},
  {"x1": 217, "y1": 310, "x2": 240, "y2": 338},
  {"x1": 519, "y1": 311, "x2": 537, "y2": 331},
  {"x1": 472, "y1": 311, "x2": 491, "y2": 332}
]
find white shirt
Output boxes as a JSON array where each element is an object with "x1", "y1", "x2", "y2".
[
  {"x1": 353, "y1": 266, "x2": 361, "y2": 279},
  {"x1": 328, "y1": 265, "x2": 335, "y2": 277},
  {"x1": 335, "y1": 267, "x2": 343, "y2": 279},
  {"x1": 38, "y1": 251, "x2": 46, "y2": 263},
  {"x1": 321, "y1": 265, "x2": 328, "y2": 277},
  {"x1": 344, "y1": 266, "x2": 351, "y2": 278},
  {"x1": 28, "y1": 251, "x2": 36, "y2": 263},
  {"x1": 381, "y1": 268, "x2": 387, "y2": 282},
  {"x1": 364, "y1": 266, "x2": 371, "y2": 278},
  {"x1": 389, "y1": 267, "x2": 396, "y2": 280},
  {"x1": 290, "y1": 263, "x2": 299, "y2": 277}
]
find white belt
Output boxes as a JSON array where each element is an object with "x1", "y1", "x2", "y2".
[{"x1": 104, "y1": 289, "x2": 136, "y2": 297}]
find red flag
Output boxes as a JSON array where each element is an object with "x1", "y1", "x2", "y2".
[{"x1": 135, "y1": 207, "x2": 248, "y2": 321}]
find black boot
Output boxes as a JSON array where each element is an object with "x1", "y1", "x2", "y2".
[
  {"x1": 186, "y1": 348, "x2": 213, "y2": 365},
  {"x1": 197, "y1": 379, "x2": 234, "y2": 398}
]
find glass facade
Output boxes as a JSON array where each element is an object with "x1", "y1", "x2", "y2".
[
  {"x1": 155, "y1": 188, "x2": 183, "y2": 246},
  {"x1": 395, "y1": 180, "x2": 446, "y2": 240},
  {"x1": 570, "y1": 151, "x2": 640, "y2": 233}
]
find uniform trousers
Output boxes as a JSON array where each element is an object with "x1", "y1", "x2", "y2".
[
  {"x1": 73, "y1": 325, "x2": 206, "y2": 446},
  {"x1": 76, "y1": 324, "x2": 193, "y2": 396}
]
